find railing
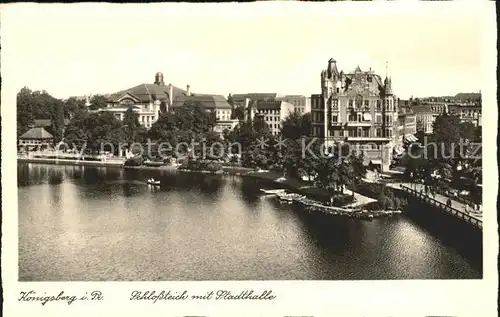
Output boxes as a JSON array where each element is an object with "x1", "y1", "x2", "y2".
[{"x1": 399, "y1": 185, "x2": 482, "y2": 229}]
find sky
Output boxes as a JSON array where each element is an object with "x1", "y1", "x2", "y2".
[{"x1": 1, "y1": 2, "x2": 490, "y2": 100}]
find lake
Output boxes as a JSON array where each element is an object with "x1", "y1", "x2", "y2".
[{"x1": 17, "y1": 163, "x2": 481, "y2": 280}]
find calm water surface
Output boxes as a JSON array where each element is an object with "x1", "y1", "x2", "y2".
[{"x1": 18, "y1": 163, "x2": 481, "y2": 280}]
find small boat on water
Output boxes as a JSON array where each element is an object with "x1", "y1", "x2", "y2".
[
  {"x1": 147, "y1": 178, "x2": 161, "y2": 186},
  {"x1": 276, "y1": 192, "x2": 305, "y2": 203},
  {"x1": 260, "y1": 188, "x2": 286, "y2": 195}
]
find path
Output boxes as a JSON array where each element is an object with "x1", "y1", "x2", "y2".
[{"x1": 386, "y1": 182, "x2": 483, "y2": 221}]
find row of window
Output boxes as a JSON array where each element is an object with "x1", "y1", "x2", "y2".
[
  {"x1": 347, "y1": 99, "x2": 395, "y2": 111},
  {"x1": 257, "y1": 109, "x2": 280, "y2": 115},
  {"x1": 311, "y1": 127, "x2": 394, "y2": 138},
  {"x1": 264, "y1": 116, "x2": 281, "y2": 122},
  {"x1": 314, "y1": 98, "x2": 396, "y2": 112},
  {"x1": 19, "y1": 139, "x2": 44, "y2": 145},
  {"x1": 269, "y1": 124, "x2": 281, "y2": 129},
  {"x1": 324, "y1": 113, "x2": 394, "y2": 123}
]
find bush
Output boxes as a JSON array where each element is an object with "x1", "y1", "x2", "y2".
[
  {"x1": 179, "y1": 159, "x2": 223, "y2": 172},
  {"x1": 124, "y1": 156, "x2": 144, "y2": 166}
]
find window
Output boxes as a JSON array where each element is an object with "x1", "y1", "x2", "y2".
[
  {"x1": 332, "y1": 114, "x2": 338, "y2": 122},
  {"x1": 376, "y1": 128, "x2": 382, "y2": 137},
  {"x1": 349, "y1": 99, "x2": 354, "y2": 108},
  {"x1": 332, "y1": 99, "x2": 338, "y2": 109},
  {"x1": 355, "y1": 96, "x2": 363, "y2": 108},
  {"x1": 385, "y1": 115, "x2": 392, "y2": 123},
  {"x1": 376, "y1": 114, "x2": 382, "y2": 124},
  {"x1": 386, "y1": 129, "x2": 392, "y2": 137},
  {"x1": 363, "y1": 128, "x2": 369, "y2": 137},
  {"x1": 348, "y1": 114, "x2": 356, "y2": 122},
  {"x1": 357, "y1": 127, "x2": 362, "y2": 137},
  {"x1": 376, "y1": 100, "x2": 381, "y2": 111},
  {"x1": 364, "y1": 100, "x2": 369, "y2": 108},
  {"x1": 357, "y1": 113, "x2": 363, "y2": 122},
  {"x1": 336, "y1": 88, "x2": 340, "y2": 93},
  {"x1": 348, "y1": 129, "x2": 355, "y2": 137}
]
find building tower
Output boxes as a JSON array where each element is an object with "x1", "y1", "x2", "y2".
[
  {"x1": 154, "y1": 72, "x2": 164, "y2": 86},
  {"x1": 321, "y1": 58, "x2": 340, "y2": 148}
]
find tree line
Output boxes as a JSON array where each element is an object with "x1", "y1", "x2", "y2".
[
  {"x1": 404, "y1": 112, "x2": 482, "y2": 195},
  {"x1": 17, "y1": 87, "x2": 368, "y2": 198}
]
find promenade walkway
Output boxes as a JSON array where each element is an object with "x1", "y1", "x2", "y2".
[{"x1": 386, "y1": 182, "x2": 482, "y2": 228}]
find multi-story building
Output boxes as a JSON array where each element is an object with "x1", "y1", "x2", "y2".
[
  {"x1": 397, "y1": 106, "x2": 418, "y2": 150},
  {"x1": 244, "y1": 100, "x2": 295, "y2": 135},
  {"x1": 311, "y1": 58, "x2": 399, "y2": 172},
  {"x1": 412, "y1": 105, "x2": 434, "y2": 134},
  {"x1": 412, "y1": 102, "x2": 447, "y2": 134},
  {"x1": 171, "y1": 93, "x2": 239, "y2": 136},
  {"x1": 447, "y1": 103, "x2": 482, "y2": 127},
  {"x1": 100, "y1": 72, "x2": 239, "y2": 136},
  {"x1": 277, "y1": 95, "x2": 311, "y2": 114},
  {"x1": 103, "y1": 72, "x2": 188, "y2": 128}
]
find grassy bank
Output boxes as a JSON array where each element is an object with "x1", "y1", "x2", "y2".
[{"x1": 244, "y1": 170, "x2": 354, "y2": 204}]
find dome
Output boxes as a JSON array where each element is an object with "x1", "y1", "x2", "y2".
[{"x1": 154, "y1": 72, "x2": 165, "y2": 86}]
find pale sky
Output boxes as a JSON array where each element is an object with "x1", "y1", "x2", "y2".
[{"x1": 1, "y1": 2, "x2": 490, "y2": 100}]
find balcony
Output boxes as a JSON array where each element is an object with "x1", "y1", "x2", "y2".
[
  {"x1": 329, "y1": 121, "x2": 343, "y2": 127},
  {"x1": 346, "y1": 136, "x2": 392, "y2": 142},
  {"x1": 346, "y1": 121, "x2": 372, "y2": 127}
]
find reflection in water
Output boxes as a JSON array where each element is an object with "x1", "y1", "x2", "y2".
[{"x1": 18, "y1": 163, "x2": 481, "y2": 281}]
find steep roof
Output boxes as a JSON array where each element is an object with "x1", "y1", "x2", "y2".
[
  {"x1": 19, "y1": 127, "x2": 53, "y2": 139},
  {"x1": 107, "y1": 83, "x2": 188, "y2": 104},
  {"x1": 231, "y1": 93, "x2": 282, "y2": 101},
  {"x1": 253, "y1": 100, "x2": 283, "y2": 110},
  {"x1": 411, "y1": 105, "x2": 434, "y2": 114},
  {"x1": 171, "y1": 94, "x2": 232, "y2": 109},
  {"x1": 454, "y1": 92, "x2": 481, "y2": 100}
]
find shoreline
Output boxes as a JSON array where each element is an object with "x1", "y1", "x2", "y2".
[
  {"x1": 17, "y1": 157, "x2": 255, "y2": 174},
  {"x1": 18, "y1": 157, "x2": 124, "y2": 167},
  {"x1": 18, "y1": 158, "x2": 398, "y2": 219}
]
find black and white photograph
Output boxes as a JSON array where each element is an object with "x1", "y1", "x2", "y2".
[{"x1": 1, "y1": 1, "x2": 497, "y2": 316}]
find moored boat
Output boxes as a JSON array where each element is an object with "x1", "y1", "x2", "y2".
[{"x1": 260, "y1": 188, "x2": 286, "y2": 195}]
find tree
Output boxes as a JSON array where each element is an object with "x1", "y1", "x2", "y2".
[
  {"x1": 17, "y1": 87, "x2": 35, "y2": 137},
  {"x1": 281, "y1": 111, "x2": 311, "y2": 140},
  {"x1": 63, "y1": 97, "x2": 87, "y2": 119},
  {"x1": 123, "y1": 107, "x2": 141, "y2": 143},
  {"x1": 89, "y1": 94, "x2": 108, "y2": 110},
  {"x1": 50, "y1": 100, "x2": 65, "y2": 144},
  {"x1": 148, "y1": 101, "x2": 218, "y2": 159},
  {"x1": 64, "y1": 111, "x2": 125, "y2": 154},
  {"x1": 459, "y1": 122, "x2": 476, "y2": 142},
  {"x1": 84, "y1": 112, "x2": 125, "y2": 154},
  {"x1": 232, "y1": 105, "x2": 245, "y2": 121},
  {"x1": 64, "y1": 111, "x2": 90, "y2": 150},
  {"x1": 431, "y1": 114, "x2": 461, "y2": 149}
]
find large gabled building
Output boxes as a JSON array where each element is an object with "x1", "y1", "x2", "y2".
[
  {"x1": 100, "y1": 72, "x2": 238, "y2": 135},
  {"x1": 101, "y1": 72, "x2": 188, "y2": 128}
]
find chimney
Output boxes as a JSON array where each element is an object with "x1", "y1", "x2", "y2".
[
  {"x1": 168, "y1": 83, "x2": 173, "y2": 108},
  {"x1": 186, "y1": 84, "x2": 190, "y2": 96}
]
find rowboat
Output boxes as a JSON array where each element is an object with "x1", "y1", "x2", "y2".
[{"x1": 147, "y1": 178, "x2": 161, "y2": 186}]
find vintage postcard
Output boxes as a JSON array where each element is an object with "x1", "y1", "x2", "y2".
[{"x1": 1, "y1": 1, "x2": 497, "y2": 316}]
